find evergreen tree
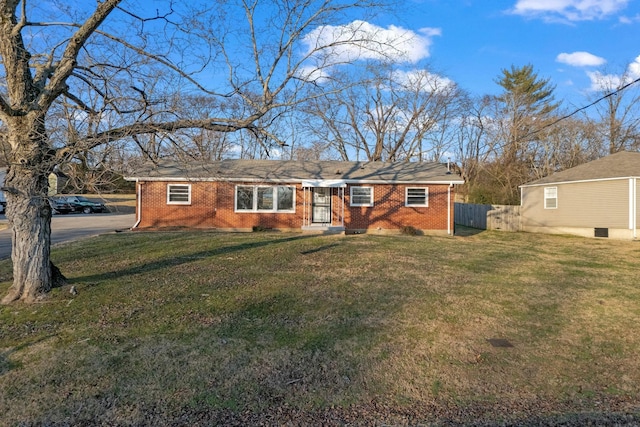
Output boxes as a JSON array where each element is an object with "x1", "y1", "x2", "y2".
[
  {"x1": 496, "y1": 64, "x2": 558, "y2": 165},
  {"x1": 470, "y1": 65, "x2": 559, "y2": 205}
]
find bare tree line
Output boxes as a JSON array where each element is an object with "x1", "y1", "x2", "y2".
[{"x1": 51, "y1": 60, "x2": 639, "y2": 205}]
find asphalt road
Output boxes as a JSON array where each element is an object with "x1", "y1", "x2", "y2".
[{"x1": 0, "y1": 213, "x2": 136, "y2": 260}]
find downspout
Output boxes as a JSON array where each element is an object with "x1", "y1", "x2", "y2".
[
  {"x1": 131, "y1": 179, "x2": 142, "y2": 229},
  {"x1": 303, "y1": 186, "x2": 307, "y2": 227},
  {"x1": 341, "y1": 187, "x2": 345, "y2": 228},
  {"x1": 447, "y1": 183, "x2": 453, "y2": 235},
  {"x1": 632, "y1": 178, "x2": 637, "y2": 239}
]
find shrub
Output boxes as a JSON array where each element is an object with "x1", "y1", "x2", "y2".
[{"x1": 400, "y1": 225, "x2": 418, "y2": 236}]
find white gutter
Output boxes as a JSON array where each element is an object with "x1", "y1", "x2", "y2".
[
  {"x1": 127, "y1": 176, "x2": 465, "y2": 185},
  {"x1": 521, "y1": 176, "x2": 638, "y2": 188},
  {"x1": 131, "y1": 179, "x2": 141, "y2": 229}
]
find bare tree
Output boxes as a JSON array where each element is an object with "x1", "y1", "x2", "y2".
[
  {"x1": 524, "y1": 115, "x2": 595, "y2": 180},
  {"x1": 0, "y1": 0, "x2": 388, "y2": 303},
  {"x1": 305, "y1": 63, "x2": 461, "y2": 162},
  {"x1": 584, "y1": 67, "x2": 640, "y2": 155},
  {"x1": 452, "y1": 94, "x2": 493, "y2": 201}
]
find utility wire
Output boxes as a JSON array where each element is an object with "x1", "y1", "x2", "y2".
[{"x1": 520, "y1": 75, "x2": 640, "y2": 141}]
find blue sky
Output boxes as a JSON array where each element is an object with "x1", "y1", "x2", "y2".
[
  {"x1": 307, "y1": 0, "x2": 640, "y2": 109},
  {"x1": 90, "y1": 0, "x2": 639, "y2": 111},
  {"x1": 55, "y1": 1, "x2": 640, "y2": 113},
  {"x1": 392, "y1": 0, "x2": 640, "y2": 106}
]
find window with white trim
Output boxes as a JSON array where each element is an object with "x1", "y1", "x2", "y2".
[
  {"x1": 235, "y1": 185, "x2": 295, "y2": 212},
  {"x1": 257, "y1": 186, "x2": 274, "y2": 210},
  {"x1": 350, "y1": 186, "x2": 373, "y2": 206},
  {"x1": 544, "y1": 187, "x2": 557, "y2": 209},
  {"x1": 405, "y1": 187, "x2": 428, "y2": 207},
  {"x1": 167, "y1": 184, "x2": 191, "y2": 204},
  {"x1": 236, "y1": 186, "x2": 254, "y2": 210},
  {"x1": 277, "y1": 186, "x2": 295, "y2": 211}
]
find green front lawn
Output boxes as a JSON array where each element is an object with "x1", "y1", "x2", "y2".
[{"x1": 1, "y1": 230, "x2": 639, "y2": 425}]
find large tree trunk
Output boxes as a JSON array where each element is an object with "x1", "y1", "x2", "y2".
[{"x1": 1, "y1": 113, "x2": 62, "y2": 304}]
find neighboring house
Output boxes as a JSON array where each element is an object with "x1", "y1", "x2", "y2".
[
  {"x1": 520, "y1": 151, "x2": 640, "y2": 240},
  {"x1": 125, "y1": 159, "x2": 464, "y2": 234},
  {"x1": 48, "y1": 170, "x2": 69, "y2": 196}
]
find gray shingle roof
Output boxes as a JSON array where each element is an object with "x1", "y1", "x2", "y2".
[
  {"x1": 125, "y1": 159, "x2": 464, "y2": 184},
  {"x1": 521, "y1": 151, "x2": 640, "y2": 187}
]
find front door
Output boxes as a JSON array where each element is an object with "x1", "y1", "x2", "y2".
[{"x1": 312, "y1": 187, "x2": 331, "y2": 224}]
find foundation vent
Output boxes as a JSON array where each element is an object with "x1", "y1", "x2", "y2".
[{"x1": 594, "y1": 228, "x2": 609, "y2": 238}]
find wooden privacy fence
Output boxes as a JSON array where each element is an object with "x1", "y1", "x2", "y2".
[{"x1": 455, "y1": 203, "x2": 521, "y2": 232}]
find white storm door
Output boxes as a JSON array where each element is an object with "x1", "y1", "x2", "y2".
[{"x1": 312, "y1": 187, "x2": 331, "y2": 223}]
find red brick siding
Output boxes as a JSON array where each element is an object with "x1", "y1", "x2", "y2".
[
  {"x1": 137, "y1": 181, "x2": 304, "y2": 229},
  {"x1": 343, "y1": 184, "x2": 450, "y2": 230},
  {"x1": 136, "y1": 181, "x2": 454, "y2": 231},
  {"x1": 213, "y1": 183, "x2": 303, "y2": 229}
]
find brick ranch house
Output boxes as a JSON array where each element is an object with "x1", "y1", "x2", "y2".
[{"x1": 125, "y1": 159, "x2": 464, "y2": 234}]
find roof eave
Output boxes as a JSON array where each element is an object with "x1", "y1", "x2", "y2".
[
  {"x1": 520, "y1": 176, "x2": 640, "y2": 188},
  {"x1": 125, "y1": 176, "x2": 465, "y2": 185}
]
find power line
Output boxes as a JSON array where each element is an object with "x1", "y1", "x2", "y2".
[{"x1": 521, "y1": 75, "x2": 640, "y2": 141}]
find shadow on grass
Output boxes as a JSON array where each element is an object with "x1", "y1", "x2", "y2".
[
  {"x1": 0, "y1": 335, "x2": 54, "y2": 376},
  {"x1": 73, "y1": 233, "x2": 321, "y2": 284},
  {"x1": 299, "y1": 243, "x2": 340, "y2": 255},
  {"x1": 0, "y1": 352, "x2": 18, "y2": 376},
  {"x1": 454, "y1": 225, "x2": 485, "y2": 237}
]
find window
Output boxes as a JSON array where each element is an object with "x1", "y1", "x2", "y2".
[
  {"x1": 167, "y1": 184, "x2": 191, "y2": 204},
  {"x1": 277, "y1": 186, "x2": 294, "y2": 211},
  {"x1": 235, "y1": 185, "x2": 295, "y2": 212},
  {"x1": 257, "y1": 187, "x2": 274, "y2": 210},
  {"x1": 544, "y1": 187, "x2": 557, "y2": 209},
  {"x1": 406, "y1": 187, "x2": 428, "y2": 207},
  {"x1": 236, "y1": 186, "x2": 254, "y2": 211},
  {"x1": 350, "y1": 186, "x2": 373, "y2": 206}
]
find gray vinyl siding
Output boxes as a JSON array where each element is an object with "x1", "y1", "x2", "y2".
[{"x1": 522, "y1": 179, "x2": 629, "y2": 229}]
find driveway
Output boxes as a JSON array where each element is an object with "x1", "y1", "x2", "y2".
[{"x1": 0, "y1": 213, "x2": 136, "y2": 260}]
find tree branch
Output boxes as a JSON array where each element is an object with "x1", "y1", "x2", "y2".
[
  {"x1": 38, "y1": 0, "x2": 122, "y2": 110},
  {"x1": 85, "y1": 118, "x2": 261, "y2": 149}
]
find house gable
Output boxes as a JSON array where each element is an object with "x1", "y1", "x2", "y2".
[{"x1": 521, "y1": 151, "x2": 640, "y2": 188}]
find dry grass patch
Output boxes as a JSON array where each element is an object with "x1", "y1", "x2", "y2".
[{"x1": 1, "y1": 231, "x2": 640, "y2": 425}]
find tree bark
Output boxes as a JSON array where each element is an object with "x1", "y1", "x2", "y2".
[{"x1": 1, "y1": 113, "x2": 60, "y2": 304}]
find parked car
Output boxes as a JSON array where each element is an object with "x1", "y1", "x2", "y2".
[
  {"x1": 49, "y1": 197, "x2": 74, "y2": 214},
  {"x1": 0, "y1": 192, "x2": 5, "y2": 214},
  {"x1": 64, "y1": 196, "x2": 108, "y2": 214}
]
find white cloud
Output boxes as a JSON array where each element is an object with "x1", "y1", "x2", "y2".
[
  {"x1": 556, "y1": 51, "x2": 606, "y2": 67},
  {"x1": 302, "y1": 20, "x2": 440, "y2": 65},
  {"x1": 391, "y1": 69, "x2": 454, "y2": 92},
  {"x1": 511, "y1": 0, "x2": 629, "y2": 22},
  {"x1": 619, "y1": 14, "x2": 640, "y2": 23},
  {"x1": 586, "y1": 55, "x2": 640, "y2": 91},
  {"x1": 627, "y1": 55, "x2": 640, "y2": 78},
  {"x1": 586, "y1": 70, "x2": 623, "y2": 91},
  {"x1": 295, "y1": 65, "x2": 332, "y2": 83}
]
